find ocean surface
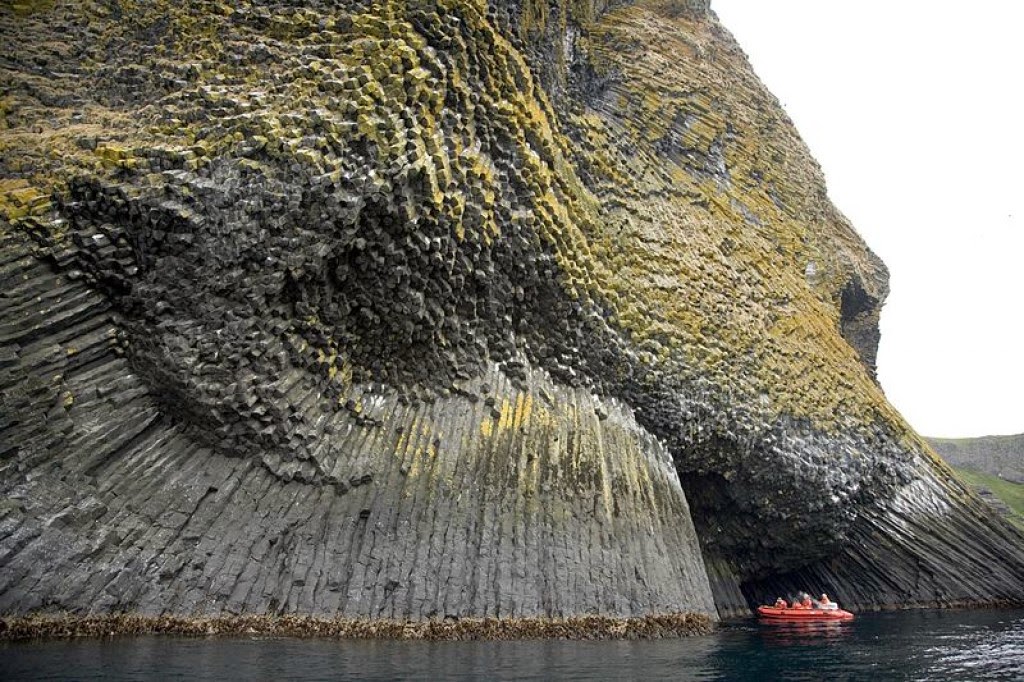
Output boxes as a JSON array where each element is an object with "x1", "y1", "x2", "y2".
[{"x1": 3, "y1": 608, "x2": 1023, "y2": 681}]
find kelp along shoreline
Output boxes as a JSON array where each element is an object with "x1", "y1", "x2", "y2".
[{"x1": 0, "y1": 613, "x2": 714, "y2": 642}]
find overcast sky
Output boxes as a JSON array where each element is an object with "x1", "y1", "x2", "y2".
[{"x1": 712, "y1": 1, "x2": 1023, "y2": 438}]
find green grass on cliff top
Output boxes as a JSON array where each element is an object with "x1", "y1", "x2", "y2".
[{"x1": 954, "y1": 468, "x2": 1024, "y2": 532}]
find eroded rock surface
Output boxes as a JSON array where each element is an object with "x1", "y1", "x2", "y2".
[{"x1": 2, "y1": 0, "x2": 1022, "y2": 620}]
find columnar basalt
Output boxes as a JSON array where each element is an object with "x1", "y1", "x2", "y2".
[{"x1": 1, "y1": 0, "x2": 1022, "y2": 625}]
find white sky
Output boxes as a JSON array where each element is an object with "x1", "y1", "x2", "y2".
[{"x1": 712, "y1": 1, "x2": 1024, "y2": 438}]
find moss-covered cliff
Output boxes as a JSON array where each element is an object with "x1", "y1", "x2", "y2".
[{"x1": 2, "y1": 0, "x2": 1022, "y2": 622}]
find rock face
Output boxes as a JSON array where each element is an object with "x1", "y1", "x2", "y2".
[{"x1": 2, "y1": 0, "x2": 1022, "y2": 620}]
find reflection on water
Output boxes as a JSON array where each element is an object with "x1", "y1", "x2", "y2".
[
  {"x1": 757, "y1": 619, "x2": 852, "y2": 646},
  {"x1": 710, "y1": 610, "x2": 1024, "y2": 682},
  {"x1": 2, "y1": 609, "x2": 1023, "y2": 681}
]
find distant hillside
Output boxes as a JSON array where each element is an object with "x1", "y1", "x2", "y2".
[
  {"x1": 952, "y1": 469, "x2": 1024, "y2": 533},
  {"x1": 927, "y1": 434, "x2": 1024, "y2": 484}
]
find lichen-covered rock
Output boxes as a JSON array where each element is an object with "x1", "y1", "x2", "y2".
[{"x1": 1, "y1": 0, "x2": 1022, "y2": 622}]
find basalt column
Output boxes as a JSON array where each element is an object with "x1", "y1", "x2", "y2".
[{"x1": 0, "y1": 232, "x2": 713, "y2": 617}]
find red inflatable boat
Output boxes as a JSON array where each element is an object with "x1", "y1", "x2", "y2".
[{"x1": 757, "y1": 605, "x2": 855, "y2": 622}]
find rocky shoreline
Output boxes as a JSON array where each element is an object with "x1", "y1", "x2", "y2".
[{"x1": 0, "y1": 613, "x2": 714, "y2": 642}]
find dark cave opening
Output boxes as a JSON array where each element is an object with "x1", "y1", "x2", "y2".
[{"x1": 839, "y1": 277, "x2": 881, "y2": 377}]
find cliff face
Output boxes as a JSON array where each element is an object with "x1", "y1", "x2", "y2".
[{"x1": 2, "y1": 0, "x2": 1022, "y2": 621}]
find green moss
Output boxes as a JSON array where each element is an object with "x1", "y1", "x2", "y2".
[
  {"x1": 0, "y1": 181, "x2": 50, "y2": 223},
  {"x1": 6, "y1": 0, "x2": 56, "y2": 16},
  {"x1": 0, "y1": 0, "x2": 901, "y2": 441}
]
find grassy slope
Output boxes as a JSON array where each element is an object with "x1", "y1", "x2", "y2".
[{"x1": 954, "y1": 468, "x2": 1024, "y2": 531}]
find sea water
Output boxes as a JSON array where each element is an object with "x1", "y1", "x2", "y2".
[{"x1": 3, "y1": 608, "x2": 1022, "y2": 681}]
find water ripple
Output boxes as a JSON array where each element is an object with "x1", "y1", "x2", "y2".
[{"x1": 2, "y1": 609, "x2": 1023, "y2": 681}]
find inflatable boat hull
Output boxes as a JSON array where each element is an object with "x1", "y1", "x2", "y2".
[{"x1": 757, "y1": 606, "x2": 855, "y2": 622}]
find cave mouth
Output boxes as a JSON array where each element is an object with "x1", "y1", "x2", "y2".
[
  {"x1": 840, "y1": 277, "x2": 875, "y2": 322},
  {"x1": 679, "y1": 471, "x2": 793, "y2": 580},
  {"x1": 838, "y1": 276, "x2": 881, "y2": 377},
  {"x1": 683, "y1": 469, "x2": 849, "y2": 616},
  {"x1": 677, "y1": 448, "x2": 853, "y2": 591}
]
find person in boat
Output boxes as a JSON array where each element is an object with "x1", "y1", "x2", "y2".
[
  {"x1": 774, "y1": 597, "x2": 788, "y2": 609},
  {"x1": 800, "y1": 593, "x2": 813, "y2": 609},
  {"x1": 817, "y1": 593, "x2": 837, "y2": 610}
]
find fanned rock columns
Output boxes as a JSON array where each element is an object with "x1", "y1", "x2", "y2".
[{"x1": 1, "y1": 228, "x2": 713, "y2": 617}]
